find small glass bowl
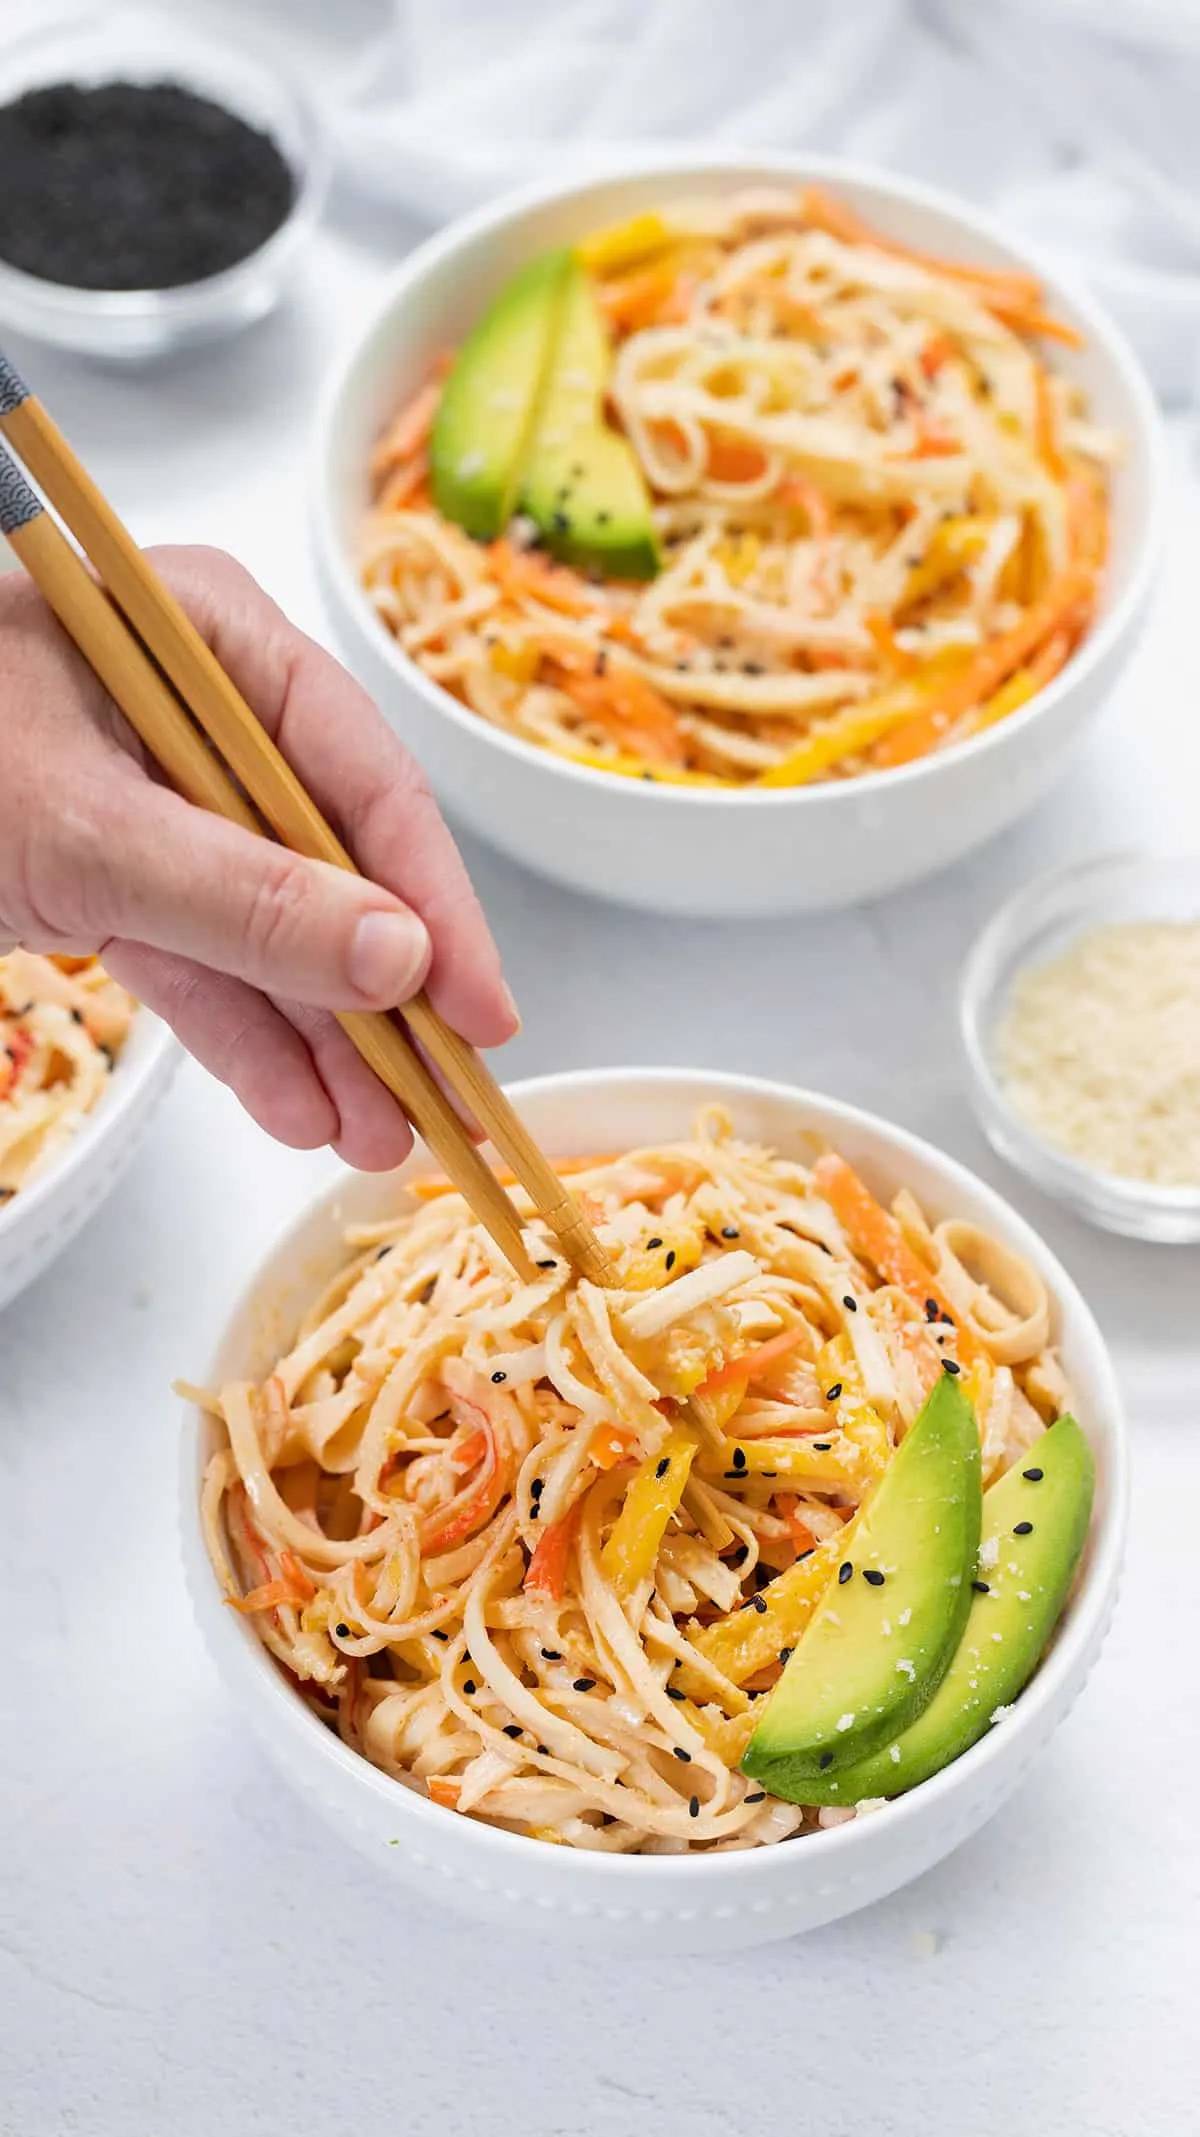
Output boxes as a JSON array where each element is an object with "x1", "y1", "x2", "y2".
[
  {"x1": 0, "y1": 9, "x2": 329, "y2": 361},
  {"x1": 960, "y1": 851, "x2": 1200, "y2": 1244}
]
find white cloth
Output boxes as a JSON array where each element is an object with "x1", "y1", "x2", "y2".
[{"x1": 329, "y1": 0, "x2": 1200, "y2": 401}]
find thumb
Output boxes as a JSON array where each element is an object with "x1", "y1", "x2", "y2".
[{"x1": 84, "y1": 778, "x2": 432, "y2": 1011}]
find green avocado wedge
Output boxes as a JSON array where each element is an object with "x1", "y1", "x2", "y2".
[
  {"x1": 430, "y1": 247, "x2": 571, "y2": 541},
  {"x1": 792, "y1": 1414, "x2": 1095, "y2": 1807},
  {"x1": 742, "y1": 1376, "x2": 981, "y2": 1798},
  {"x1": 518, "y1": 260, "x2": 660, "y2": 578}
]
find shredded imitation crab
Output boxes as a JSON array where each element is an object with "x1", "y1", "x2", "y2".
[
  {"x1": 0, "y1": 951, "x2": 133, "y2": 1201},
  {"x1": 196, "y1": 1108, "x2": 1075, "y2": 1854},
  {"x1": 361, "y1": 184, "x2": 1113, "y2": 789}
]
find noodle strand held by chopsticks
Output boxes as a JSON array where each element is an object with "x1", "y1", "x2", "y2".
[{"x1": 199, "y1": 1108, "x2": 1075, "y2": 1854}]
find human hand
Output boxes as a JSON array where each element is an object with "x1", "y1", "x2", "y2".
[{"x1": 0, "y1": 544, "x2": 518, "y2": 1168}]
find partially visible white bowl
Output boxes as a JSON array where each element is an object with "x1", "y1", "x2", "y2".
[
  {"x1": 314, "y1": 154, "x2": 1163, "y2": 917},
  {"x1": 181, "y1": 1067, "x2": 1126, "y2": 1955},
  {"x1": 0, "y1": 1004, "x2": 179, "y2": 1312}
]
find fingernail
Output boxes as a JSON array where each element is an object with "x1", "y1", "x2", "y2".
[
  {"x1": 500, "y1": 980, "x2": 522, "y2": 1034},
  {"x1": 349, "y1": 909, "x2": 431, "y2": 1004}
]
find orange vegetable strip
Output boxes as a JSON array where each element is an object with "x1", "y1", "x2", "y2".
[
  {"x1": 1034, "y1": 368, "x2": 1067, "y2": 481},
  {"x1": 487, "y1": 539, "x2": 606, "y2": 618},
  {"x1": 589, "y1": 1424, "x2": 639, "y2": 1471},
  {"x1": 524, "y1": 1500, "x2": 582, "y2": 1602},
  {"x1": 427, "y1": 1777, "x2": 461, "y2": 1809},
  {"x1": 370, "y1": 380, "x2": 441, "y2": 480},
  {"x1": 277, "y1": 1549, "x2": 317, "y2": 1602},
  {"x1": 800, "y1": 186, "x2": 1043, "y2": 304},
  {"x1": 421, "y1": 1419, "x2": 509, "y2": 1553},
  {"x1": 706, "y1": 435, "x2": 771, "y2": 484},
  {"x1": 812, "y1": 1152, "x2": 985, "y2": 1365},
  {"x1": 228, "y1": 1579, "x2": 300, "y2": 1616},
  {"x1": 598, "y1": 257, "x2": 687, "y2": 331},
  {"x1": 699, "y1": 1323, "x2": 812, "y2": 1395},
  {"x1": 990, "y1": 303, "x2": 1084, "y2": 349}
]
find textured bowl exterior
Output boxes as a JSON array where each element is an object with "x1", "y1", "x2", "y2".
[
  {"x1": 314, "y1": 153, "x2": 1162, "y2": 918},
  {"x1": 0, "y1": 1011, "x2": 179, "y2": 1313},
  {"x1": 181, "y1": 1068, "x2": 1127, "y2": 1954}
]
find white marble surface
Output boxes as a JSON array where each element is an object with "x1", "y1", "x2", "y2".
[{"x1": 3, "y1": 140, "x2": 1200, "y2": 2137}]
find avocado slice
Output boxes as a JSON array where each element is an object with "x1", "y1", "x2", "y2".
[
  {"x1": 518, "y1": 260, "x2": 660, "y2": 580},
  {"x1": 741, "y1": 1376, "x2": 981, "y2": 1797},
  {"x1": 793, "y1": 1414, "x2": 1095, "y2": 1805},
  {"x1": 430, "y1": 247, "x2": 571, "y2": 541}
]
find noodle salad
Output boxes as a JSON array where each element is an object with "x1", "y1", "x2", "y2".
[
  {"x1": 362, "y1": 184, "x2": 1114, "y2": 790},
  {"x1": 0, "y1": 952, "x2": 134, "y2": 1204},
  {"x1": 198, "y1": 1110, "x2": 1075, "y2": 1854}
]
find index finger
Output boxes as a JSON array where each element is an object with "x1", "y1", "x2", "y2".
[{"x1": 153, "y1": 545, "x2": 519, "y2": 1049}]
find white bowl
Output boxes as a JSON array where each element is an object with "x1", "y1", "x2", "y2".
[
  {"x1": 180, "y1": 1066, "x2": 1127, "y2": 1955},
  {"x1": 313, "y1": 154, "x2": 1164, "y2": 918},
  {"x1": 0, "y1": 1005, "x2": 179, "y2": 1311}
]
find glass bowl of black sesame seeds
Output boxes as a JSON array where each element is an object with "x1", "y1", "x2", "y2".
[{"x1": 0, "y1": 10, "x2": 328, "y2": 360}]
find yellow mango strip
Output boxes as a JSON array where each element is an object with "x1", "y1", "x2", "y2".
[
  {"x1": 816, "y1": 1335, "x2": 891, "y2": 1484},
  {"x1": 966, "y1": 627, "x2": 1072, "y2": 738},
  {"x1": 600, "y1": 1428, "x2": 697, "y2": 1599},
  {"x1": 711, "y1": 1435, "x2": 865, "y2": 1491},
  {"x1": 575, "y1": 210, "x2": 674, "y2": 276},
  {"x1": 679, "y1": 1699, "x2": 758, "y2": 1765},
  {"x1": 561, "y1": 747, "x2": 729, "y2": 787},
  {"x1": 895, "y1": 516, "x2": 990, "y2": 613},
  {"x1": 616, "y1": 1223, "x2": 704, "y2": 1292},
  {"x1": 755, "y1": 687, "x2": 927, "y2": 789},
  {"x1": 678, "y1": 1529, "x2": 850, "y2": 1695}
]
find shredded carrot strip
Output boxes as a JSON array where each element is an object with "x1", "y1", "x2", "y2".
[
  {"x1": 919, "y1": 333, "x2": 955, "y2": 379},
  {"x1": 700, "y1": 1323, "x2": 812, "y2": 1395},
  {"x1": 552, "y1": 663, "x2": 686, "y2": 765},
  {"x1": 427, "y1": 1777, "x2": 461, "y2": 1809},
  {"x1": 800, "y1": 186, "x2": 1043, "y2": 304},
  {"x1": 370, "y1": 380, "x2": 441, "y2": 480},
  {"x1": 991, "y1": 303, "x2": 1084, "y2": 349},
  {"x1": 813, "y1": 1153, "x2": 986, "y2": 1365},
  {"x1": 589, "y1": 1424, "x2": 639, "y2": 1470},
  {"x1": 524, "y1": 1501, "x2": 582, "y2": 1602},
  {"x1": 228, "y1": 1579, "x2": 300, "y2": 1616},
  {"x1": 706, "y1": 435, "x2": 770, "y2": 484},
  {"x1": 598, "y1": 257, "x2": 689, "y2": 331},
  {"x1": 1034, "y1": 368, "x2": 1067, "y2": 481},
  {"x1": 488, "y1": 540, "x2": 605, "y2": 618},
  {"x1": 278, "y1": 1550, "x2": 317, "y2": 1603}
]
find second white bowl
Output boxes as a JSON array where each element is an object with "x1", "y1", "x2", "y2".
[
  {"x1": 181, "y1": 1067, "x2": 1126, "y2": 1954},
  {"x1": 314, "y1": 154, "x2": 1162, "y2": 917}
]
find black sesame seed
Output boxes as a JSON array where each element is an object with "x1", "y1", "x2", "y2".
[
  {"x1": 375, "y1": 1245, "x2": 393, "y2": 1262},
  {"x1": 537, "y1": 1258, "x2": 557, "y2": 1270},
  {"x1": 812, "y1": 1442, "x2": 832, "y2": 1452},
  {"x1": 490, "y1": 1370, "x2": 507, "y2": 1384},
  {"x1": 502, "y1": 1723, "x2": 522, "y2": 1739},
  {"x1": 530, "y1": 1502, "x2": 540, "y2": 1521},
  {"x1": 432, "y1": 1629, "x2": 448, "y2": 1641},
  {"x1": 925, "y1": 1298, "x2": 939, "y2": 1321},
  {"x1": 551, "y1": 510, "x2": 570, "y2": 532},
  {"x1": 746, "y1": 1594, "x2": 767, "y2": 1615},
  {"x1": 1013, "y1": 1521, "x2": 1034, "y2": 1536},
  {"x1": 596, "y1": 509, "x2": 611, "y2": 524},
  {"x1": 762, "y1": 1471, "x2": 778, "y2": 1480},
  {"x1": 942, "y1": 1359, "x2": 961, "y2": 1376},
  {"x1": 69, "y1": 1006, "x2": 84, "y2": 1025},
  {"x1": 842, "y1": 1295, "x2": 857, "y2": 1312},
  {"x1": 863, "y1": 1568, "x2": 886, "y2": 1587},
  {"x1": 673, "y1": 1747, "x2": 692, "y2": 1763},
  {"x1": 594, "y1": 650, "x2": 608, "y2": 676},
  {"x1": 335, "y1": 1623, "x2": 350, "y2": 1638},
  {"x1": 732, "y1": 1446, "x2": 747, "y2": 1472},
  {"x1": 463, "y1": 1679, "x2": 477, "y2": 1695},
  {"x1": 1022, "y1": 1467, "x2": 1044, "y2": 1482},
  {"x1": 647, "y1": 1235, "x2": 663, "y2": 1249},
  {"x1": 689, "y1": 1795, "x2": 700, "y2": 1818},
  {"x1": 99, "y1": 1043, "x2": 115, "y2": 1070},
  {"x1": 665, "y1": 1249, "x2": 676, "y2": 1271},
  {"x1": 573, "y1": 1677, "x2": 596, "y2": 1692},
  {"x1": 666, "y1": 1684, "x2": 686, "y2": 1701},
  {"x1": 779, "y1": 1646, "x2": 794, "y2": 1665},
  {"x1": 838, "y1": 1562, "x2": 853, "y2": 1585},
  {"x1": 541, "y1": 1648, "x2": 562, "y2": 1662},
  {"x1": 537, "y1": 1744, "x2": 549, "y2": 1755},
  {"x1": 972, "y1": 1579, "x2": 990, "y2": 1594},
  {"x1": 721, "y1": 1225, "x2": 740, "y2": 1240},
  {"x1": 530, "y1": 1478, "x2": 544, "y2": 1500},
  {"x1": 745, "y1": 1790, "x2": 766, "y2": 1803},
  {"x1": 743, "y1": 661, "x2": 765, "y2": 676},
  {"x1": 819, "y1": 1752, "x2": 835, "y2": 1770},
  {"x1": 656, "y1": 1457, "x2": 671, "y2": 1479},
  {"x1": 825, "y1": 1383, "x2": 843, "y2": 1402},
  {"x1": 940, "y1": 1311, "x2": 955, "y2": 1327},
  {"x1": 724, "y1": 1470, "x2": 742, "y2": 1480}
]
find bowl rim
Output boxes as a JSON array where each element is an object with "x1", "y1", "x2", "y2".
[
  {"x1": 960, "y1": 846, "x2": 1200, "y2": 1221},
  {"x1": 0, "y1": 5, "x2": 331, "y2": 318},
  {"x1": 181, "y1": 1063, "x2": 1129, "y2": 1883},
  {"x1": 0, "y1": 999, "x2": 179, "y2": 1236},
  {"x1": 314, "y1": 147, "x2": 1165, "y2": 814}
]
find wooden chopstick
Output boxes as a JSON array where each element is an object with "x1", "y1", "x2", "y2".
[{"x1": 0, "y1": 367, "x2": 612, "y2": 1284}]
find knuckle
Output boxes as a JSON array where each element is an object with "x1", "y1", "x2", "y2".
[{"x1": 243, "y1": 851, "x2": 320, "y2": 978}]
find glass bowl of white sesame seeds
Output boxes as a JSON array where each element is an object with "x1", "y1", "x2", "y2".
[{"x1": 960, "y1": 850, "x2": 1200, "y2": 1243}]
